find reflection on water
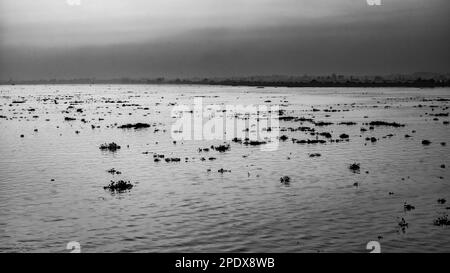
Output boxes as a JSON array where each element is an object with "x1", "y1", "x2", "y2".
[{"x1": 0, "y1": 85, "x2": 449, "y2": 253}]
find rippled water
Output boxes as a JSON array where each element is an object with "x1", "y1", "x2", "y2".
[{"x1": 0, "y1": 85, "x2": 449, "y2": 253}]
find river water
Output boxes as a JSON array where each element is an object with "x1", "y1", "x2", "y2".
[{"x1": 0, "y1": 85, "x2": 449, "y2": 252}]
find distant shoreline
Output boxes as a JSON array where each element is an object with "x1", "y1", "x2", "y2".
[
  {"x1": 1, "y1": 81, "x2": 450, "y2": 88},
  {"x1": 2, "y1": 73, "x2": 450, "y2": 88}
]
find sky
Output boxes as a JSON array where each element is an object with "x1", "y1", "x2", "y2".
[{"x1": 0, "y1": 0, "x2": 449, "y2": 80}]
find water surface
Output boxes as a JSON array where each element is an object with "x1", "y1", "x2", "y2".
[{"x1": 0, "y1": 85, "x2": 449, "y2": 252}]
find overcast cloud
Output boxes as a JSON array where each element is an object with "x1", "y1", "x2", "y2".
[{"x1": 0, "y1": 0, "x2": 449, "y2": 80}]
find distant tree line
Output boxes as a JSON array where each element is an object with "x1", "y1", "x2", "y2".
[{"x1": 2, "y1": 74, "x2": 450, "y2": 88}]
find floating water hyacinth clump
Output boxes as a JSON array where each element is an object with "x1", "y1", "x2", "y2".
[
  {"x1": 404, "y1": 202, "x2": 416, "y2": 211},
  {"x1": 211, "y1": 144, "x2": 231, "y2": 152},
  {"x1": 243, "y1": 140, "x2": 267, "y2": 146},
  {"x1": 104, "y1": 180, "x2": 133, "y2": 193},
  {"x1": 218, "y1": 168, "x2": 231, "y2": 173},
  {"x1": 349, "y1": 163, "x2": 361, "y2": 173},
  {"x1": 99, "y1": 142, "x2": 121, "y2": 152},
  {"x1": 367, "y1": 121, "x2": 405, "y2": 127},
  {"x1": 107, "y1": 168, "x2": 122, "y2": 175},
  {"x1": 433, "y1": 215, "x2": 450, "y2": 226},
  {"x1": 280, "y1": 176, "x2": 291, "y2": 184},
  {"x1": 422, "y1": 140, "x2": 431, "y2": 145},
  {"x1": 118, "y1": 123, "x2": 151, "y2": 129},
  {"x1": 398, "y1": 218, "x2": 409, "y2": 232}
]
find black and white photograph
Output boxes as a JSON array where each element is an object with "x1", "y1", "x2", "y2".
[{"x1": 0, "y1": 0, "x2": 449, "y2": 259}]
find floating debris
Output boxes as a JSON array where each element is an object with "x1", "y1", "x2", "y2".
[
  {"x1": 309, "y1": 153, "x2": 321, "y2": 158},
  {"x1": 218, "y1": 168, "x2": 231, "y2": 173},
  {"x1": 368, "y1": 121, "x2": 405, "y2": 127},
  {"x1": 438, "y1": 199, "x2": 447, "y2": 204},
  {"x1": 118, "y1": 123, "x2": 151, "y2": 129},
  {"x1": 398, "y1": 218, "x2": 409, "y2": 231},
  {"x1": 212, "y1": 144, "x2": 231, "y2": 152},
  {"x1": 165, "y1": 157, "x2": 181, "y2": 162},
  {"x1": 349, "y1": 163, "x2": 360, "y2": 173},
  {"x1": 294, "y1": 139, "x2": 326, "y2": 144},
  {"x1": 422, "y1": 140, "x2": 431, "y2": 145},
  {"x1": 99, "y1": 142, "x2": 121, "y2": 152},
  {"x1": 339, "y1": 122, "x2": 357, "y2": 126},
  {"x1": 280, "y1": 176, "x2": 291, "y2": 184},
  {"x1": 404, "y1": 202, "x2": 415, "y2": 211},
  {"x1": 430, "y1": 113, "x2": 449, "y2": 117},
  {"x1": 243, "y1": 140, "x2": 267, "y2": 146},
  {"x1": 231, "y1": 137, "x2": 242, "y2": 143},
  {"x1": 314, "y1": 121, "x2": 334, "y2": 126},
  {"x1": 319, "y1": 132, "x2": 332, "y2": 138},
  {"x1": 433, "y1": 215, "x2": 450, "y2": 226},
  {"x1": 107, "y1": 168, "x2": 121, "y2": 175},
  {"x1": 64, "y1": 117, "x2": 76, "y2": 121},
  {"x1": 103, "y1": 180, "x2": 133, "y2": 193}
]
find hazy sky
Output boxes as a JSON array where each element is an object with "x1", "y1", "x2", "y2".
[{"x1": 0, "y1": 0, "x2": 449, "y2": 80}]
